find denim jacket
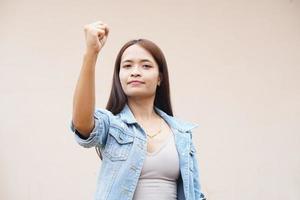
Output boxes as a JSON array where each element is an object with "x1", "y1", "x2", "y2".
[{"x1": 70, "y1": 104, "x2": 206, "y2": 200}]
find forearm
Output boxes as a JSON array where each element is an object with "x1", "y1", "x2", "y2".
[{"x1": 72, "y1": 51, "x2": 98, "y2": 137}]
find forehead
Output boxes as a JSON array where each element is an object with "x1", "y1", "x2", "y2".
[{"x1": 121, "y1": 44, "x2": 155, "y2": 63}]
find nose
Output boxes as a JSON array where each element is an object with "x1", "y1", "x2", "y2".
[{"x1": 130, "y1": 65, "x2": 141, "y2": 77}]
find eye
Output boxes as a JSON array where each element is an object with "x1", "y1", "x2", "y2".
[
  {"x1": 123, "y1": 65, "x2": 131, "y2": 68},
  {"x1": 142, "y1": 65, "x2": 152, "y2": 68}
]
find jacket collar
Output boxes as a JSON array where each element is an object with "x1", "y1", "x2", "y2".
[{"x1": 118, "y1": 103, "x2": 199, "y2": 132}]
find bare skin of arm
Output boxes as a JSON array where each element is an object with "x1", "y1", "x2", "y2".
[{"x1": 72, "y1": 21, "x2": 109, "y2": 138}]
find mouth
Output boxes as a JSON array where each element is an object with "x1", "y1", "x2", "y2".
[{"x1": 128, "y1": 80, "x2": 145, "y2": 85}]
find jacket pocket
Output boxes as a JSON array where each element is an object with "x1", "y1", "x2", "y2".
[{"x1": 103, "y1": 127, "x2": 134, "y2": 161}]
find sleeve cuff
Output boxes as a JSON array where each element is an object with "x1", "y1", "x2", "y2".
[{"x1": 70, "y1": 112, "x2": 103, "y2": 148}]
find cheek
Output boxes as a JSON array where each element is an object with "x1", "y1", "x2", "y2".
[
  {"x1": 119, "y1": 71, "x2": 131, "y2": 92},
  {"x1": 145, "y1": 72, "x2": 159, "y2": 85},
  {"x1": 119, "y1": 71, "x2": 127, "y2": 84}
]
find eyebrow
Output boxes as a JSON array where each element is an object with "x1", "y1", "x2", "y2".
[{"x1": 122, "y1": 59, "x2": 153, "y2": 64}]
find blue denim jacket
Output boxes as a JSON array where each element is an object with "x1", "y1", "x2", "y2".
[{"x1": 70, "y1": 104, "x2": 206, "y2": 200}]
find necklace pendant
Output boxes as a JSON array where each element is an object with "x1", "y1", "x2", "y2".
[
  {"x1": 146, "y1": 118, "x2": 163, "y2": 139},
  {"x1": 147, "y1": 132, "x2": 159, "y2": 139},
  {"x1": 147, "y1": 134, "x2": 154, "y2": 139}
]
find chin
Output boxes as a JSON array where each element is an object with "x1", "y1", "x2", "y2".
[
  {"x1": 126, "y1": 92, "x2": 146, "y2": 97},
  {"x1": 125, "y1": 90, "x2": 153, "y2": 98}
]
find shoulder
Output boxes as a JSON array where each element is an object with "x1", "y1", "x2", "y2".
[
  {"x1": 154, "y1": 106, "x2": 200, "y2": 133},
  {"x1": 94, "y1": 107, "x2": 132, "y2": 130},
  {"x1": 162, "y1": 114, "x2": 200, "y2": 133},
  {"x1": 173, "y1": 116, "x2": 200, "y2": 132},
  {"x1": 94, "y1": 108, "x2": 115, "y2": 121},
  {"x1": 94, "y1": 108, "x2": 122, "y2": 125}
]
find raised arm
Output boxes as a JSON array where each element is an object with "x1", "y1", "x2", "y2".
[{"x1": 72, "y1": 21, "x2": 109, "y2": 138}]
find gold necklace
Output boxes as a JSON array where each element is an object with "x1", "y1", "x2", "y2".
[{"x1": 146, "y1": 118, "x2": 163, "y2": 139}]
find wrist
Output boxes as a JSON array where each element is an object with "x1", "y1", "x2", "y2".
[{"x1": 85, "y1": 49, "x2": 100, "y2": 57}]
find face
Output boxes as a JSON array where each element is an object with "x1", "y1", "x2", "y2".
[{"x1": 119, "y1": 44, "x2": 161, "y2": 99}]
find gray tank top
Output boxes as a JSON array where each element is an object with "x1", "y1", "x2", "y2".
[{"x1": 133, "y1": 130, "x2": 180, "y2": 200}]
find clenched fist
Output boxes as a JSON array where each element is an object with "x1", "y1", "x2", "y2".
[{"x1": 83, "y1": 21, "x2": 109, "y2": 54}]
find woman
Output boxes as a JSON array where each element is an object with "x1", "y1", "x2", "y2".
[{"x1": 70, "y1": 20, "x2": 206, "y2": 200}]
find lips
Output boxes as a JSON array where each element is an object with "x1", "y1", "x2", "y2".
[{"x1": 128, "y1": 80, "x2": 145, "y2": 84}]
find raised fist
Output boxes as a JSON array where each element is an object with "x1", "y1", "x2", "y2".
[{"x1": 83, "y1": 21, "x2": 109, "y2": 53}]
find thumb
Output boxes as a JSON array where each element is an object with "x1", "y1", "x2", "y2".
[
  {"x1": 100, "y1": 34, "x2": 108, "y2": 47},
  {"x1": 101, "y1": 26, "x2": 109, "y2": 46}
]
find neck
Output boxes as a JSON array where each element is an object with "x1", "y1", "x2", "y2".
[{"x1": 127, "y1": 96, "x2": 159, "y2": 122}]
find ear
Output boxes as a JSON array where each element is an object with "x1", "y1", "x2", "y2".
[{"x1": 158, "y1": 73, "x2": 162, "y2": 86}]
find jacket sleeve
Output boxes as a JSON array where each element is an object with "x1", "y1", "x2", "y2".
[
  {"x1": 190, "y1": 138, "x2": 207, "y2": 200},
  {"x1": 69, "y1": 108, "x2": 112, "y2": 148}
]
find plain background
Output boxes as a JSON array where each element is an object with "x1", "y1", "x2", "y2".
[{"x1": 1, "y1": 0, "x2": 299, "y2": 199}]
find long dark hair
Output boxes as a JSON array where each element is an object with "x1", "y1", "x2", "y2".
[
  {"x1": 96, "y1": 39, "x2": 173, "y2": 160},
  {"x1": 106, "y1": 38, "x2": 173, "y2": 116}
]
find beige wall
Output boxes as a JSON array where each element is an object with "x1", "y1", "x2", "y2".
[{"x1": 1, "y1": 0, "x2": 299, "y2": 199}]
